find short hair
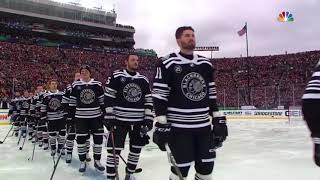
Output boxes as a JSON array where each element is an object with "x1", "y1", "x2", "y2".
[
  {"x1": 125, "y1": 53, "x2": 139, "y2": 61},
  {"x1": 48, "y1": 79, "x2": 58, "y2": 85},
  {"x1": 175, "y1": 26, "x2": 194, "y2": 39}
]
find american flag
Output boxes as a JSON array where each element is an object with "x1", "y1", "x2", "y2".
[{"x1": 237, "y1": 24, "x2": 247, "y2": 36}]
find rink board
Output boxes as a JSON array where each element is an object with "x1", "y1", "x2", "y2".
[
  {"x1": 0, "y1": 109, "x2": 302, "y2": 124},
  {"x1": 222, "y1": 109, "x2": 302, "y2": 121},
  {"x1": 0, "y1": 109, "x2": 10, "y2": 125}
]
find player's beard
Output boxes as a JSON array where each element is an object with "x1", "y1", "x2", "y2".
[
  {"x1": 181, "y1": 40, "x2": 195, "y2": 50},
  {"x1": 129, "y1": 63, "x2": 138, "y2": 71}
]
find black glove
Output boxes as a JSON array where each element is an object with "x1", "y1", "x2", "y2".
[
  {"x1": 66, "y1": 118, "x2": 74, "y2": 127},
  {"x1": 140, "y1": 119, "x2": 153, "y2": 135},
  {"x1": 102, "y1": 118, "x2": 117, "y2": 131},
  {"x1": 212, "y1": 115, "x2": 228, "y2": 147},
  {"x1": 153, "y1": 122, "x2": 171, "y2": 151}
]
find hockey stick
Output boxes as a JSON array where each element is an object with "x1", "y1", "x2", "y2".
[
  {"x1": 28, "y1": 141, "x2": 36, "y2": 161},
  {"x1": 103, "y1": 132, "x2": 143, "y2": 173},
  {"x1": 28, "y1": 128, "x2": 38, "y2": 161},
  {"x1": 19, "y1": 123, "x2": 28, "y2": 150},
  {"x1": 17, "y1": 131, "x2": 22, "y2": 146},
  {"x1": 49, "y1": 137, "x2": 56, "y2": 167},
  {"x1": 49, "y1": 128, "x2": 70, "y2": 180},
  {"x1": 165, "y1": 144, "x2": 184, "y2": 180},
  {"x1": 110, "y1": 129, "x2": 120, "y2": 180},
  {"x1": 0, "y1": 125, "x2": 13, "y2": 144},
  {"x1": 119, "y1": 154, "x2": 143, "y2": 173},
  {"x1": 19, "y1": 132, "x2": 27, "y2": 150}
]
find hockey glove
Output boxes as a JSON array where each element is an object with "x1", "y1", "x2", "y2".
[
  {"x1": 141, "y1": 119, "x2": 153, "y2": 135},
  {"x1": 212, "y1": 112, "x2": 228, "y2": 147},
  {"x1": 102, "y1": 117, "x2": 118, "y2": 131},
  {"x1": 66, "y1": 117, "x2": 74, "y2": 128},
  {"x1": 153, "y1": 122, "x2": 171, "y2": 151}
]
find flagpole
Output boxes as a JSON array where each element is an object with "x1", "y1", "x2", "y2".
[
  {"x1": 245, "y1": 22, "x2": 250, "y2": 105},
  {"x1": 245, "y1": 22, "x2": 249, "y2": 57}
]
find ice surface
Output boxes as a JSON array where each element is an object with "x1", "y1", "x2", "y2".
[{"x1": 0, "y1": 120, "x2": 319, "y2": 180}]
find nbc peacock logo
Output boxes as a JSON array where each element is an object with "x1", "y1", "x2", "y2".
[{"x1": 277, "y1": 11, "x2": 294, "y2": 22}]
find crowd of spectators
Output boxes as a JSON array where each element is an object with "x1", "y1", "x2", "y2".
[
  {"x1": 0, "y1": 41, "x2": 158, "y2": 98},
  {"x1": 213, "y1": 51, "x2": 320, "y2": 108},
  {"x1": 1, "y1": 40, "x2": 319, "y2": 109}
]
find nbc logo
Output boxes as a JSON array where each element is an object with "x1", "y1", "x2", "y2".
[{"x1": 277, "y1": 11, "x2": 294, "y2": 22}]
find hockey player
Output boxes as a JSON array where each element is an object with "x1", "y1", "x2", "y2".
[
  {"x1": 104, "y1": 54, "x2": 153, "y2": 180},
  {"x1": 27, "y1": 91, "x2": 35, "y2": 141},
  {"x1": 18, "y1": 90, "x2": 31, "y2": 139},
  {"x1": 62, "y1": 72, "x2": 92, "y2": 164},
  {"x1": 69, "y1": 65, "x2": 105, "y2": 172},
  {"x1": 37, "y1": 86, "x2": 49, "y2": 149},
  {"x1": 40, "y1": 79, "x2": 66, "y2": 156},
  {"x1": 9, "y1": 92, "x2": 22, "y2": 137},
  {"x1": 302, "y1": 59, "x2": 320, "y2": 167},
  {"x1": 32, "y1": 85, "x2": 46, "y2": 147},
  {"x1": 152, "y1": 26, "x2": 228, "y2": 180}
]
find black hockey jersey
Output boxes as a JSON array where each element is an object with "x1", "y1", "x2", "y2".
[
  {"x1": 302, "y1": 61, "x2": 320, "y2": 140},
  {"x1": 69, "y1": 79, "x2": 105, "y2": 119},
  {"x1": 62, "y1": 84, "x2": 72, "y2": 118},
  {"x1": 29, "y1": 95, "x2": 38, "y2": 118},
  {"x1": 40, "y1": 91, "x2": 65, "y2": 121},
  {"x1": 152, "y1": 52, "x2": 218, "y2": 129},
  {"x1": 36, "y1": 92, "x2": 46, "y2": 119},
  {"x1": 9, "y1": 97, "x2": 20, "y2": 116},
  {"x1": 19, "y1": 97, "x2": 31, "y2": 117},
  {"x1": 62, "y1": 84, "x2": 72, "y2": 107},
  {"x1": 302, "y1": 61, "x2": 320, "y2": 100},
  {"x1": 104, "y1": 69, "x2": 153, "y2": 123}
]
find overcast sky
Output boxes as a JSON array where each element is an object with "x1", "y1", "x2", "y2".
[{"x1": 57, "y1": 0, "x2": 320, "y2": 58}]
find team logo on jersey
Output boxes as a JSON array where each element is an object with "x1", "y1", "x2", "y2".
[
  {"x1": 174, "y1": 65, "x2": 182, "y2": 73},
  {"x1": 123, "y1": 83, "x2": 142, "y2": 102},
  {"x1": 22, "y1": 101, "x2": 29, "y2": 108},
  {"x1": 120, "y1": 77, "x2": 126, "y2": 83},
  {"x1": 80, "y1": 89, "x2": 95, "y2": 104},
  {"x1": 181, "y1": 72, "x2": 207, "y2": 101},
  {"x1": 48, "y1": 98, "x2": 61, "y2": 111}
]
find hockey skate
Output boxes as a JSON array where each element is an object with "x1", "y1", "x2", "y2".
[
  {"x1": 66, "y1": 154, "x2": 72, "y2": 164},
  {"x1": 124, "y1": 174, "x2": 137, "y2": 180},
  {"x1": 94, "y1": 160, "x2": 105, "y2": 171},
  {"x1": 79, "y1": 161, "x2": 87, "y2": 173},
  {"x1": 43, "y1": 143, "x2": 49, "y2": 150}
]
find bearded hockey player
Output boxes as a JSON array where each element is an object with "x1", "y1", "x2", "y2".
[
  {"x1": 302, "y1": 60, "x2": 320, "y2": 167},
  {"x1": 152, "y1": 26, "x2": 228, "y2": 180},
  {"x1": 69, "y1": 65, "x2": 105, "y2": 172},
  {"x1": 104, "y1": 54, "x2": 153, "y2": 180},
  {"x1": 40, "y1": 79, "x2": 66, "y2": 156},
  {"x1": 62, "y1": 72, "x2": 92, "y2": 164}
]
